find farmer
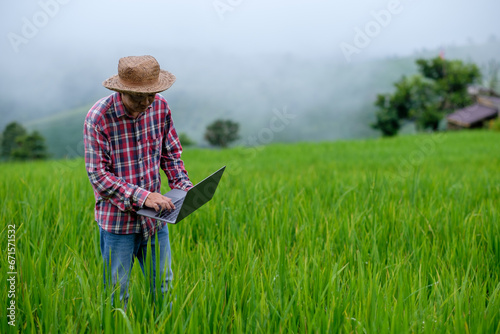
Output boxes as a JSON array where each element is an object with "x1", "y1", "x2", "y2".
[{"x1": 83, "y1": 55, "x2": 193, "y2": 309}]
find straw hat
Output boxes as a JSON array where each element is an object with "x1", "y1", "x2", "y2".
[{"x1": 102, "y1": 55, "x2": 176, "y2": 94}]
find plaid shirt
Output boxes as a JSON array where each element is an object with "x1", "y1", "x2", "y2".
[{"x1": 84, "y1": 92, "x2": 193, "y2": 240}]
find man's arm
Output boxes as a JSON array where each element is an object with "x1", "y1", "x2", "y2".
[
  {"x1": 160, "y1": 111, "x2": 194, "y2": 191},
  {"x1": 84, "y1": 120, "x2": 150, "y2": 211}
]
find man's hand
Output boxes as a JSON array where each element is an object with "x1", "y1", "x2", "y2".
[{"x1": 144, "y1": 192, "x2": 176, "y2": 212}]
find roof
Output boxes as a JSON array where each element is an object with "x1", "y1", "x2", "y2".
[
  {"x1": 478, "y1": 95, "x2": 500, "y2": 107},
  {"x1": 467, "y1": 85, "x2": 500, "y2": 97},
  {"x1": 447, "y1": 104, "x2": 498, "y2": 127}
]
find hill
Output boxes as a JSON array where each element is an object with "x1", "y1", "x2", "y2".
[{"x1": 14, "y1": 40, "x2": 500, "y2": 158}]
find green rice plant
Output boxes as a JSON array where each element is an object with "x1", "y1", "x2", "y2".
[
  {"x1": 1, "y1": 130, "x2": 499, "y2": 333},
  {"x1": 489, "y1": 118, "x2": 500, "y2": 132}
]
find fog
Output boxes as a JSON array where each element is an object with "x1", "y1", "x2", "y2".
[
  {"x1": 1, "y1": 0, "x2": 499, "y2": 149},
  {"x1": 2, "y1": 0, "x2": 498, "y2": 58}
]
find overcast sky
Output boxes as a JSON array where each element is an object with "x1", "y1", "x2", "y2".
[
  {"x1": 1, "y1": 0, "x2": 499, "y2": 62},
  {"x1": 0, "y1": 0, "x2": 499, "y2": 142}
]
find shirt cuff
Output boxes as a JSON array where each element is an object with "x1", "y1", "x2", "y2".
[
  {"x1": 179, "y1": 181, "x2": 194, "y2": 191},
  {"x1": 133, "y1": 187, "x2": 150, "y2": 209}
]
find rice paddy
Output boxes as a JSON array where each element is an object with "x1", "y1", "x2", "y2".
[{"x1": 1, "y1": 130, "x2": 499, "y2": 333}]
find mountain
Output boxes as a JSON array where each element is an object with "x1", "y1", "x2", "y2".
[{"x1": 8, "y1": 40, "x2": 500, "y2": 158}]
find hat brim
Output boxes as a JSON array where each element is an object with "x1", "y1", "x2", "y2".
[{"x1": 102, "y1": 70, "x2": 176, "y2": 94}]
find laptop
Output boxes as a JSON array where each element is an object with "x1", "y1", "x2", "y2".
[{"x1": 137, "y1": 166, "x2": 226, "y2": 224}]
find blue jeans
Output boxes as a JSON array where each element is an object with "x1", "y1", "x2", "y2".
[{"x1": 99, "y1": 224, "x2": 173, "y2": 308}]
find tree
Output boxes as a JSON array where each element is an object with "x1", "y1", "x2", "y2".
[
  {"x1": 204, "y1": 119, "x2": 240, "y2": 148},
  {"x1": 1, "y1": 122, "x2": 49, "y2": 160},
  {"x1": 11, "y1": 131, "x2": 49, "y2": 160},
  {"x1": 1, "y1": 122, "x2": 27, "y2": 159},
  {"x1": 178, "y1": 132, "x2": 195, "y2": 147},
  {"x1": 372, "y1": 94, "x2": 401, "y2": 137},
  {"x1": 485, "y1": 59, "x2": 499, "y2": 94},
  {"x1": 373, "y1": 56, "x2": 481, "y2": 136},
  {"x1": 416, "y1": 57, "x2": 480, "y2": 111},
  {"x1": 372, "y1": 107, "x2": 400, "y2": 137}
]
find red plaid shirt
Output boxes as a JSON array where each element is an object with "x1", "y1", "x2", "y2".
[{"x1": 84, "y1": 92, "x2": 193, "y2": 240}]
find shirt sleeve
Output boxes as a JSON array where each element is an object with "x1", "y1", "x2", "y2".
[
  {"x1": 161, "y1": 110, "x2": 194, "y2": 191},
  {"x1": 84, "y1": 120, "x2": 150, "y2": 211}
]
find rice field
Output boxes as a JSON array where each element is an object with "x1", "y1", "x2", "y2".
[{"x1": 1, "y1": 130, "x2": 499, "y2": 333}]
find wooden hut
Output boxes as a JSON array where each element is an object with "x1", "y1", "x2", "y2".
[{"x1": 447, "y1": 94, "x2": 500, "y2": 130}]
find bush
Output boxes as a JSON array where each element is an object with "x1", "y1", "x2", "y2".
[
  {"x1": 488, "y1": 118, "x2": 500, "y2": 131},
  {"x1": 178, "y1": 132, "x2": 195, "y2": 147},
  {"x1": 204, "y1": 119, "x2": 240, "y2": 148},
  {"x1": 1, "y1": 122, "x2": 49, "y2": 160}
]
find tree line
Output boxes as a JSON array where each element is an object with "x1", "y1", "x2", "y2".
[
  {"x1": 0, "y1": 122, "x2": 49, "y2": 161},
  {"x1": 372, "y1": 56, "x2": 498, "y2": 136},
  {"x1": 3, "y1": 55, "x2": 495, "y2": 161},
  {"x1": 0, "y1": 119, "x2": 240, "y2": 162}
]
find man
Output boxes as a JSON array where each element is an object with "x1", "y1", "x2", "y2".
[{"x1": 84, "y1": 55, "x2": 193, "y2": 309}]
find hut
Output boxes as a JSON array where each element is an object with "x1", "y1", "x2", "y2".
[
  {"x1": 446, "y1": 104, "x2": 498, "y2": 130},
  {"x1": 446, "y1": 93, "x2": 500, "y2": 130}
]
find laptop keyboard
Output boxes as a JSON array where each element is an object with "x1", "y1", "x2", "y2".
[{"x1": 156, "y1": 198, "x2": 184, "y2": 220}]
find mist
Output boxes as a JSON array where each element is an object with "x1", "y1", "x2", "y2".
[{"x1": 1, "y1": 0, "x2": 499, "y2": 153}]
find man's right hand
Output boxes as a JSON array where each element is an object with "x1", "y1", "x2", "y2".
[{"x1": 144, "y1": 192, "x2": 176, "y2": 212}]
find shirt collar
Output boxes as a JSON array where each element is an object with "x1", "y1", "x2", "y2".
[
  {"x1": 113, "y1": 92, "x2": 129, "y2": 119},
  {"x1": 113, "y1": 92, "x2": 153, "y2": 119}
]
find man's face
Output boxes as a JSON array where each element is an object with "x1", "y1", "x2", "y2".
[{"x1": 121, "y1": 92, "x2": 156, "y2": 115}]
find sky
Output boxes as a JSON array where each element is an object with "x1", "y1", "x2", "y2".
[
  {"x1": 1, "y1": 0, "x2": 499, "y2": 62},
  {"x1": 0, "y1": 0, "x2": 499, "y2": 136}
]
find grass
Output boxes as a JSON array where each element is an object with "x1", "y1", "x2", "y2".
[{"x1": 1, "y1": 130, "x2": 499, "y2": 333}]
